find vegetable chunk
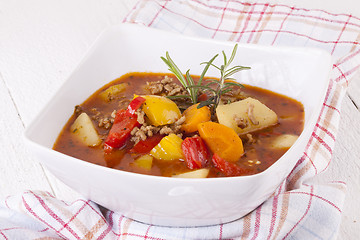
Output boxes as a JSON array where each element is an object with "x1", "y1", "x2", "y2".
[
  {"x1": 104, "y1": 110, "x2": 139, "y2": 152},
  {"x1": 132, "y1": 154, "x2": 153, "y2": 170},
  {"x1": 212, "y1": 153, "x2": 250, "y2": 177},
  {"x1": 216, "y1": 97, "x2": 278, "y2": 135},
  {"x1": 198, "y1": 122, "x2": 244, "y2": 162},
  {"x1": 181, "y1": 103, "x2": 211, "y2": 133},
  {"x1": 142, "y1": 95, "x2": 181, "y2": 126},
  {"x1": 181, "y1": 136, "x2": 209, "y2": 169},
  {"x1": 130, "y1": 134, "x2": 164, "y2": 153},
  {"x1": 172, "y1": 169, "x2": 210, "y2": 178},
  {"x1": 104, "y1": 97, "x2": 145, "y2": 152},
  {"x1": 99, "y1": 83, "x2": 128, "y2": 101},
  {"x1": 70, "y1": 113, "x2": 101, "y2": 147},
  {"x1": 150, "y1": 133, "x2": 184, "y2": 160},
  {"x1": 270, "y1": 134, "x2": 299, "y2": 149}
]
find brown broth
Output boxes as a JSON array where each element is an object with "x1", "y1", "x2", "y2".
[{"x1": 53, "y1": 72, "x2": 304, "y2": 177}]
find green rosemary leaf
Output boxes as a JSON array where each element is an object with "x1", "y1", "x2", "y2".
[
  {"x1": 222, "y1": 50, "x2": 227, "y2": 67},
  {"x1": 166, "y1": 95, "x2": 191, "y2": 99},
  {"x1": 160, "y1": 54, "x2": 187, "y2": 87},
  {"x1": 198, "y1": 54, "x2": 218, "y2": 86},
  {"x1": 187, "y1": 85, "x2": 217, "y2": 94},
  {"x1": 221, "y1": 85, "x2": 244, "y2": 93},
  {"x1": 197, "y1": 100, "x2": 215, "y2": 109},
  {"x1": 204, "y1": 82, "x2": 217, "y2": 88},
  {"x1": 203, "y1": 79, "x2": 220, "y2": 84},
  {"x1": 201, "y1": 62, "x2": 221, "y2": 71},
  {"x1": 220, "y1": 88, "x2": 233, "y2": 94},
  {"x1": 185, "y1": 70, "x2": 195, "y2": 86},
  {"x1": 226, "y1": 43, "x2": 238, "y2": 68},
  {"x1": 225, "y1": 65, "x2": 248, "y2": 75},
  {"x1": 186, "y1": 70, "x2": 197, "y2": 103},
  {"x1": 223, "y1": 81, "x2": 245, "y2": 88},
  {"x1": 224, "y1": 66, "x2": 251, "y2": 79}
]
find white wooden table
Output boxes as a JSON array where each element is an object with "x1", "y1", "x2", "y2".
[{"x1": 0, "y1": 1, "x2": 359, "y2": 239}]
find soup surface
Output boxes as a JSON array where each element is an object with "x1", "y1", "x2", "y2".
[{"x1": 53, "y1": 72, "x2": 304, "y2": 178}]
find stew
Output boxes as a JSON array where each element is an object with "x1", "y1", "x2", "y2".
[{"x1": 53, "y1": 72, "x2": 304, "y2": 178}]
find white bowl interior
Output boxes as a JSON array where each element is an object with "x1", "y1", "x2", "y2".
[{"x1": 24, "y1": 23, "x2": 332, "y2": 226}]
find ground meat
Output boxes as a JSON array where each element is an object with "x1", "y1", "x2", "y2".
[
  {"x1": 118, "y1": 98, "x2": 131, "y2": 109},
  {"x1": 132, "y1": 126, "x2": 147, "y2": 142},
  {"x1": 147, "y1": 81, "x2": 163, "y2": 94},
  {"x1": 247, "y1": 104, "x2": 259, "y2": 125},
  {"x1": 130, "y1": 115, "x2": 186, "y2": 144},
  {"x1": 234, "y1": 115, "x2": 248, "y2": 129},
  {"x1": 90, "y1": 108, "x2": 101, "y2": 116},
  {"x1": 130, "y1": 124, "x2": 160, "y2": 144},
  {"x1": 130, "y1": 127, "x2": 139, "y2": 135},
  {"x1": 147, "y1": 76, "x2": 187, "y2": 96},
  {"x1": 74, "y1": 105, "x2": 83, "y2": 115},
  {"x1": 135, "y1": 108, "x2": 146, "y2": 125},
  {"x1": 220, "y1": 87, "x2": 247, "y2": 104},
  {"x1": 144, "y1": 125, "x2": 158, "y2": 137},
  {"x1": 175, "y1": 115, "x2": 186, "y2": 125},
  {"x1": 159, "y1": 126, "x2": 173, "y2": 135},
  {"x1": 159, "y1": 116, "x2": 185, "y2": 136},
  {"x1": 161, "y1": 76, "x2": 173, "y2": 84},
  {"x1": 90, "y1": 108, "x2": 116, "y2": 130},
  {"x1": 98, "y1": 117, "x2": 112, "y2": 129},
  {"x1": 90, "y1": 108, "x2": 101, "y2": 123},
  {"x1": 246, "y1": 133, "x2": 256, "y2": 144},
  {"x1": 111, "y1": 110, "x2": 116, "y2": 119}
]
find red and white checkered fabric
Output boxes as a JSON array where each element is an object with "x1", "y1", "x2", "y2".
[{"x1": 1, "y1": 1, "x2": 359, "y2": 239}]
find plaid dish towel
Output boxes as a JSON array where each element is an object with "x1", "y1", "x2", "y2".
[{"x1": 1, "y1": 1, "x2": 360, "y2": 239}]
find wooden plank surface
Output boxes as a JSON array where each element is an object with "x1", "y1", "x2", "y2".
[{"x1": 0, "y1": 0, "x2": 359, "y2": 239}]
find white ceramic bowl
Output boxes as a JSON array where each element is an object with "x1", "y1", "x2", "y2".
[{"x1": 24, "y1": 23, "x2": 332, "y2": 227}]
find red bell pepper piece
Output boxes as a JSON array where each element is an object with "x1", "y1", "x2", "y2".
[
  {"x1": 197, "y1": 93, "x2": 209, "y2": 102},
  {"x1": 104, "y1": 97, "x2": 146, "y2": 153},
  {"x1": 126, "y1": 96, "x2": 146, "y2": 116},
  {"x1": 181, "y1": 136, "x2": 210, "y2": 169},
  {"x1": 104, "y1": 110, "x2": 139, "y2": 153},
  {"x1": 130, "y1": 134, "x2": 164, "y2": 154},
  {"x1": 212, "y1": 153, "x2": 250, "y2": 177}
]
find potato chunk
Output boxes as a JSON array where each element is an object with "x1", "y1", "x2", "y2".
[
  {"x1": 270, "y1": 134, "x2": 299, "y2": 149},
  {"x1": 172, "y1": 169, "x2": 209, "y2": 178},
  {"x1": 70, "y1": 113, "x2": 101, "y2": 147},
  {"x1": 216, "y1": 97, "x2": 278, "y2": 135}
]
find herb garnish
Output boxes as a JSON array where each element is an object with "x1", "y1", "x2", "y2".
[{"x1": 161, "y1": 44, "x2": 251, "y2": 110}]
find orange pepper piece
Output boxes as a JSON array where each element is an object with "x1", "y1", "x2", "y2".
[
  {"x1": 181, "y1": 104, "x2": 211, "y2": 133},
  {"x1": 197, "y1": 122, "x2": 244, "y2": 162}
]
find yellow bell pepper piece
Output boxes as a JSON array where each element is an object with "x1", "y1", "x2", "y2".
[
  {"x1": 132, "y1": 154, "x2": 153, "y2": 170},
  {"x1": 142, "y1": 95, "x2": 181, "y2": 126},
  {"x1": 150, "y1": 133, "x2": 184, "y2": 160},
  {"x1": 99, "y1": 83, "x2": 128, "y2": 102}
]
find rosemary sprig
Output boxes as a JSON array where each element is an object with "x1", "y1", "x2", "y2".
[
  {"x1": 161, "y1": 53, "x2": 217, "y2": 104},
  {"x1": 161, "y1": 44, "x2": 250, "y2": 110},
  {"x1": 200, "y1": 44, "x2": 251, "y2": 109}
]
